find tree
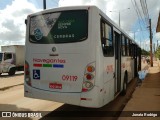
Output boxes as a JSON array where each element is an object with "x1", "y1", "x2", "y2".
[
  {"x1": 155, "y1": 46, "x2": 160, "y2": 60},
  {"x1": 141, "y1": 49, "x2": 150, "y2": 56}
]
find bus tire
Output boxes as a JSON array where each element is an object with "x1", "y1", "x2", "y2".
[
  {"x1": 121, "y1": 72, "x2": 128, "y2": 96},
  {"x1": 8, "y1": 68, "x2": 16, "y2": 76}
]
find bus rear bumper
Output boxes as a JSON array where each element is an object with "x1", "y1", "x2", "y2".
[{"x1": 24, "y1": 83, "x2": 103, "y2": 108}]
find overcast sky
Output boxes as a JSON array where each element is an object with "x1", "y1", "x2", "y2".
[{"x1": 0, "y1": 0, "x2": 160, "y2": 51}]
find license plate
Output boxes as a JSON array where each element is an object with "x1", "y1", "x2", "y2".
[{"x1": 49, "y1": 83, "x2": 62, "y2": 89}]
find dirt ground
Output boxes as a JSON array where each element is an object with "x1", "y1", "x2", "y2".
[
  {"x1": 0, "y1": 72, "x2": 24, "y2": 90},
  {"x1": 118, "y1": 61, "x2": 160, "y2": 120}
]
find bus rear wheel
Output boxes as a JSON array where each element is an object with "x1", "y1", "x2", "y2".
[{"x1": 121, "y1": 72, "x2": 128, "y2": 96}]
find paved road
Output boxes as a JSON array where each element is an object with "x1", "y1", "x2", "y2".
[{"x1": 0, "y1": 79, "x2": 63, "y2": 119}]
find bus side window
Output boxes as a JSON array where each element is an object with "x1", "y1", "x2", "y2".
[
  {"x1": 126, "y1": 38, "x2": 129, "y2": 56},
  {"x1": 129, "y1": 40, "x2": 131, "y2": 56},
  {"x1": 121, "y1": 35, "x2": 126, "y2": 56},
  {"x1": 100, "y1": 20, "x2": 113, "y2": 57}
]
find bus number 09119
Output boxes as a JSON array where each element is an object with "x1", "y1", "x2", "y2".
[{"x1": 62, "y1": 75, "x2": 78, "y2": 81}]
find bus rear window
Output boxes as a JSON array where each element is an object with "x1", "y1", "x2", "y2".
[{"x1": 29, "y1": 10, "x2": 88, "y2": 44}]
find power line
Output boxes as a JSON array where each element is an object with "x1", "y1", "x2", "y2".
[
  {"x1": 127, "y1": 28, "x2": 155, "y2": 33},
  {"x1": 140, "y1": 0, "x2": 148, "y2": 25},
  {"x1": 131, "y1": 0, "x2": 146, "y2": 43},
  {"x1": 144, "y1": 0, "x2": 149, "y2": 19},
  {"x1": 140, "y1": 0, "x2": 149, "y2": 27},
  {"x1": 133, "y1": 0, "x2": 146, "y2": 27}
]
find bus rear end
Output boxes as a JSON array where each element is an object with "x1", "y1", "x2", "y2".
[{"x1": 24, "y1": 6, "x2": 102, "y2": 108}]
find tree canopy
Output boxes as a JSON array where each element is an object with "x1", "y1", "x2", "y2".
[
  {"x1": 141, "y1": 49, "x2": 150, "y2": 56},
  {"x1": 155, "y1": 46, "x2": 160, "y2": 60}
]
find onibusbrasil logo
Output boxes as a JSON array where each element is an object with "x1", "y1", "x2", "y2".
[{"x1": 34, "y1": 28, "x2": 43, "y2": 40}]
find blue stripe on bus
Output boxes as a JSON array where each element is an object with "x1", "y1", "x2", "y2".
[{"x1": 53, "y1": 64, "x2": 64, "y2": 68}]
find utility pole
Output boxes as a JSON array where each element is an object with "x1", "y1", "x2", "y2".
[
  {"x1": 110, "y1": 8, "x2": 130, "y2": 28},
  {"x1": 149, "y1": 19, "x2": 153, "y2": 67},
  {"x1": 43, "y1": 0, "x2": 46, "y2": 10},
  {"x1": 154, "y1": 43, "x2": 155, "y2": 53}
]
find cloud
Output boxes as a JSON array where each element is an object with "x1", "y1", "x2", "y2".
[
  {"x1": 58, "y1": 0, "x2": 107, "y2": 13},
  {"x1": 155, "y1": 33, "x2": 160, "y2": 40},
  {"x1": 0, "y1": 0, "x2": 40, "y2": 45},
  {"x1": 58, "y1": 0, "x2": 135, "y2": 31}
]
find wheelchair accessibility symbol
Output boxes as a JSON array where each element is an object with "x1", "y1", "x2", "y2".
[{"x1": 33, "y1": 70, "x2": 40, "y2": 80}]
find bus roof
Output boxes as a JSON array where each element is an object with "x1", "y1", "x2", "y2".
[
  {"x1": 28, "y1": 5, "x2": 140, "y2": 47},
  {"x1": 28, "y1": 5, "x2": 94, "y2": 16}
]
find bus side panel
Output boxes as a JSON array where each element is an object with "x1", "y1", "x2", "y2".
[
  {"x1": 80, "y1": 87, "x2": 103, "y2": 108},
  {"x1": 131, "y1": 58, "x2": 135, "y2": 79},
  {"x1": 80, "y1": 7, "x2": 104, "y2": 108},
  {"x1": 103, "y1": 57, "x2": 115, "y2": 105},
  {"x1": 127, "y1": 57, "x2": 133, "y2": 82},
  {"x1": 121, "y1": 56, "x2": 133, "y2": 83},
  {"x1": 121, "y1": 56, "x2": 126, "y2": 91},
  {"x1": 97, "y1": 14, "x2": 115, "y2": 106}
]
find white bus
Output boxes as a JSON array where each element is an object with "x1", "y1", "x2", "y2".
[{"x1": 24, "y1": 6, "x2": 141, "y2": 108}]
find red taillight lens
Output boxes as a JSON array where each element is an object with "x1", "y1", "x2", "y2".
[
  {"x1": 86, "y1": 74, "x2": 92, "y2": 80},
  {"x1": 25, "y1": 71, "x2": 29, "y2": 75},
  {"x1": 25, "y1": 64, "x2": 29, "y2": 69},
  {"x1": 25, "y1": 61, "x2": 31, "y2": 86}
]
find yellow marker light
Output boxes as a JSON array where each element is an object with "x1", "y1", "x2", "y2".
[{"x1": 87, "y1": 66, "x2": 94, "y2": 72}]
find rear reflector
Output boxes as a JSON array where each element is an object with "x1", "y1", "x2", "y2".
[
  {"x1": 81, "y1": 98, "x2": 92, "y2": 101},
  {"x1": 82, "y1": 88, "x2": 88, "y2": 92},
  {"x1": 81, "y1": 98, "x2": 87, "y2": 100}
]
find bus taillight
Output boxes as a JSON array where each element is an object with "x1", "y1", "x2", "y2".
[
  {"x1": 25, "y1": 64, "x2": 29, "y2": 69},
  {"x1": 87, "y1": 65, "x2": 95, "y2": 72},
  {"x1": 84, "y1": 81, "x2": 93, "y2": 88},
  {"x1": 86, "y1": 73, "x2": 94, "y2": 80},
  {"x1": 25, "y1": 61, "x2": 31, "y2": 86},
  {"x1": 82, "y1": 62, "x2": 95, "y2": 92}
]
